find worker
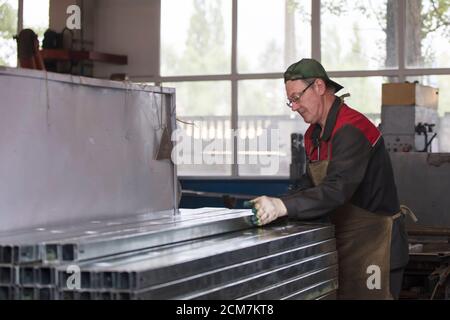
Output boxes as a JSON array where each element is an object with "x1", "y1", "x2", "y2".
[{"x1": 249, "y1": 58, "x2": 410, "y2": 300}]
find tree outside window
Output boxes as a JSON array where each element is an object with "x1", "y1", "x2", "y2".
[{"x1": 0, "y1": 0, "x2": 18, "y2": 67}]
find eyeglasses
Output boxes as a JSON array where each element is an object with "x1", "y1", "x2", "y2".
[{"x1": 286, "y1": 81, "x2": 315, "y2": 108}]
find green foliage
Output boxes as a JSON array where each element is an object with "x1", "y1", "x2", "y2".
[
  {"x1": 165, "y1": 0, "x2": 449, "y2": 117},
  {"x1": 295, "y1": 0, "x2": 449, "y2": 67},
  {"x1": 0, "y1": 1, "x2": 17, "y2": 38},
  {"x1": 0, "y1": 1, "x2": 17, "y2": 66},
  {"x1": 182, "y1": 0, "x2": 228, "y2": 75},
  {"x1": 321, "y1": 0, "x2": 348, "y2": 15},
  {"x1": 422, "y1": 0, "x2": 450, "y2": 36},
  {"x1": 167, "y1": 0, "x2": 230, "y2": 116}
]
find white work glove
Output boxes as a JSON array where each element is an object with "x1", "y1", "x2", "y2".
[{"x1": 250, "y1": 196, "x2": 288, "y2": 226}]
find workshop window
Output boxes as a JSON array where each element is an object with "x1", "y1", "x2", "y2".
[
  {"x1": 159, "y1": 0, "x2": 450, "y2": 177},
  {"x1": 333, "y1": 76, "x2": 397, "y2": 125},
  {"x1": 404, "y1": 0, "x2": 450, "y2": 68},
  {"x1": 164, "y1": 81, "x2": 232, "y2": 176},
  {"x1": 23, "y1": 0, "x2": 49, "y2": 42},
  {"x1": 0, "y1": 0, "x2": 18, "y2": 67},
  {"x1": 237, "y1": 0, "x2": 311, "y2": 73},
  {"x1": 160, "y1": 0, "x2": 232, "y2": 76},
  {"x1": 238, "y1": 79, "x2": 302, "y2": 176},
  {"x1": 0, "y1": 0, "x2": 49, "y2": 68},
  {"x1": 321, "y1": 0, "x2": 394, "y2": 71}
]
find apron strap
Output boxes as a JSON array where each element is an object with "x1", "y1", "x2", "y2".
[
  {"x1": 308, "y1": 145, "x2": 315, "y2": 159},
  {"x1": 339, "y1": 93, "x2": 351, "y2": 103},
  {"x1": 327, "y1": 140, "x2": 332, "y2": 161},
  {"x1": 392, "y1": 205, "x2": 418, "y2": 223},
  {"x1": 308, "y1": 135, "x2": 334, "y2": 161}
]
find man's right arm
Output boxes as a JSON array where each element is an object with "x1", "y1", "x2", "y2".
[{"x1": 279, "y1": 125, "x2": 373, "y2": 220}]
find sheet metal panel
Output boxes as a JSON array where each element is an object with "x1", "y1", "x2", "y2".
[{"x1": 0, "y1": 67, "x2": 176, "y2": 232}]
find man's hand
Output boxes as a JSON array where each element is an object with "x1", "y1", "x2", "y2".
[{"x1": 250, "y1": 196, "x2": 288, "y2": 226}]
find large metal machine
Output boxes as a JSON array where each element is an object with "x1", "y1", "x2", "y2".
[
  {"x1": 380, "y1": 82, "x2": 450, "y2": 227},
  {"x1": 380, "y1": 82, "x2": 450, "y2": 299},
  {"x1": 0, "y1": 67, "x2": 337, "y2": 300},
  {"x1": 381, "y1": 82, "x2": 440, "y2": 153}
]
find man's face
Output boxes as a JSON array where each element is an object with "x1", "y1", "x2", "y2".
[{"x1": 285, "y1": 79, "x2": 322, "y2": 124}]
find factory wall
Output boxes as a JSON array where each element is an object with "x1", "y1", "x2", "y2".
[{"x1": 49, "y1": 0, "x2": 160, "y2": 80}]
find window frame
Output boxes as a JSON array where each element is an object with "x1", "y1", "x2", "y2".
[
  {"x1": 154, "y1": 0, "x2": 450, "y2": 179},
  {"x1": 8, "y1": 0, "x2": 448, "y2": 179}
]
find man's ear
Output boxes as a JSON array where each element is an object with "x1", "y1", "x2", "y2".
[{"x1": 315, "y1": 79, "x2": 327, "y2": 95}]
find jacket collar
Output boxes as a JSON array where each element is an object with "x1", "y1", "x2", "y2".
[{"x1": 311, "y1": 96, "x2": 342, "y2": 146}]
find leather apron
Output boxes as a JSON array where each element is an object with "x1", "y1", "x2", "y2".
[{"x1": 307, "y1": 141, "x2": 405, "y2": 300}]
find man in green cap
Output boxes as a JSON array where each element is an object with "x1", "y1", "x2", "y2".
[{"x1": 249, "y1": 58, "x2": 410, "y2": 300}]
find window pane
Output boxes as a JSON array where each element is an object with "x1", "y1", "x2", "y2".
[
  {"x1": 405, "y1": 0, "x2": 450, "y2": 68},
  {"x1": 0, "y1": 0, "x2": 18, "y2": 67},
  {"x1": 406, "y1": 75, "x2": 450, "y2": 152},
  {"x1": 168, "y1": 81, "x2": 230, "y2": 117},
  {"x1": 238, "y1": 79, "x2": 308, "y2": 176},
  {"x1": 321, "y1": 0, "x2": 394, "y2": 70},
  {"x1": 165, "y1": 81, "x2": 232, "y2": 176},
  {"x1": 239, "y1": 79, "x2": 290, "y2": 116},
  {"x1": 161, "y1": 0, "x2": 231, "y2": 76},
  {"x1": 23, "y1": 0, "x2": 49, "y2": 41},
  {"x1": 238, "y1": 0, "x2": 311, "y2": 74},
  {"x1": 332, "y1": 77, "x2": 400, "y2": 125}
]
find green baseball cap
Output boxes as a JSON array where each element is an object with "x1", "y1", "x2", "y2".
[{"x1": 284, "y1": 58, "x2": 343, "y2": 93}]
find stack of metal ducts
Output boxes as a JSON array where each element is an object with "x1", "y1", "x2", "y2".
[{"x1": 0, "y1": 208, "x2": 337, "y2": 300}]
